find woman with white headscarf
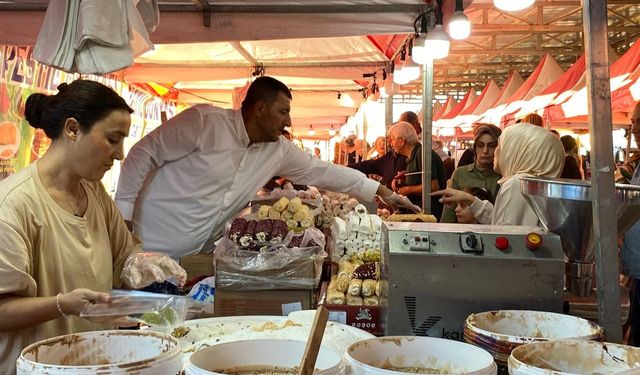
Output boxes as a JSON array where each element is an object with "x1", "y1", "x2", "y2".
[{"x1": 432, "y1": 123, "x2": 565, "y2": 226}]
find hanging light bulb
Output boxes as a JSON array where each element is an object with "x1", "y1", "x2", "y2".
[
  {"x1": 494, "y1": 0, "x2": 534, "y2": 12},
  {"x1": 339, "y1": 92, "x2": 355, "y2": 107},
  {"x1": 448, "y1": 0, "x2": 471, "y2": 40},
  {"x1": 412, "y1": 13, "x2": 429, "y2": 65},
  {"x1": 380, "y1": 76, "x2": 394, "y2": 98},
  {"x1": 393, "y1": 48, "x2": 410, "y2": 85},
  {"x1": 329, "y1": 125, "x2": 337, "y2": 136},
  {"x1": 425, "y1": 24, "x2": 450, "y2": 60},
  {"x1": 308, "y1": 125, "x2": 315, "y2": 136},
  {"x1": 402, "y1": 44, "x2": 421, "y2": 81}
]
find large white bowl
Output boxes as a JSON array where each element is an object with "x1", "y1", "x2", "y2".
[
  {"x1": 508, "y1": 340, "x2": 640, "y2": 374},
  {"x1": 185, "y1": 339, "x2": 345, "y2": 375},
  {"x1": 464, "y1": 310, "x2": 603, "y2": 365},
  {"x1": 16, "y1": 330, "x2": 182, "y2": 375},
  {"x1": 346, "y1": 336, "x2": 497, "y2": 375}
]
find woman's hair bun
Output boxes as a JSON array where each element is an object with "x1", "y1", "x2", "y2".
[{"x1": 24, "y1": 93, "x2": 48, "y2": 129}]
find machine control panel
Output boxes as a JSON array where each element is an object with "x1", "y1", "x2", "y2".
[{"x1": 383, "y1": 222, "x2": 564, "y2": 259}]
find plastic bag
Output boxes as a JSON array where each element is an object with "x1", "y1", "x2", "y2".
[
  {"x1": 80, "y1": 290, "x2": 188, "y2": 328},
  {"x1": 214, "y1": 238, "x2": 326, "y2": 290}
]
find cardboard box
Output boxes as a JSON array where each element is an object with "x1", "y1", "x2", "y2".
[
  {"x1": 179, "y1": 253, "x2": 215, "y2": 280},
  {"x1": 214, "y1": 289, "x2": 314, "y2": 317}
]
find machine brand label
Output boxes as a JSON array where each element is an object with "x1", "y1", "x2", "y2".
[
  {"x1": 441, "y1": 328, "x2": 464, "y2": 341},
  {"x1": 404, "y1": 296, "x2": 442, "y2": 336}
]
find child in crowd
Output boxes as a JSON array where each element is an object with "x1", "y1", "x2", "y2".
[{"x1": 454, "y1": 187, "x2": 494, "y2": 224}]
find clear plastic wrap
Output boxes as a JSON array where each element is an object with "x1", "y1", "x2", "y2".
[
  {"x1": 214, "y1": 238, "x2": 326, "y2": 290},
  {"x1": 80, "y1": 290, "x2": 188, "y2": 328}
]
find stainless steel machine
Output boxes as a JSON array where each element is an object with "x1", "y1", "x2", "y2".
[
  {"x1": 382, "y1": 222, "x2": 566, "y2": 338},
  {"x1": 521, "y1": 177, "x2": 640, "y2": 321},
  {"x1": 382, "y1": 177, "x2": 640, "y2": 338}
]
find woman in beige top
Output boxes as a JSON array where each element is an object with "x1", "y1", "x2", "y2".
[{"x1": 0, "y1": 80, "x2": 186, "y2": 373}]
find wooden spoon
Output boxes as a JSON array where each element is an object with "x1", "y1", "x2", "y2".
[{"x1": 298, "y1": 306, "x2": 329, "y2": 375}]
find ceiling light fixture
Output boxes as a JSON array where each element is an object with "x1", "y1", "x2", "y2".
[
  {"x1": 329, "y1": 125, "x2": 337, "y2": 136},
  {"x1": 402, "y1": 44, "x2": 421, "y2": 81},
  {"x1": 393, "y1": 49, "x2": 411, "y2": 85},
  {"x1": 448, "y1": 0, "x2": 471, "y2": 40},
  {"x1": 308, "y1": 125, "x2": 315, "y2": 136},
  {"x1": 424, "y1": 2, "x2": 451, "y2": 60},
  {"x1": 494, "y1": 0, "x2": 535, "y2": 12}
]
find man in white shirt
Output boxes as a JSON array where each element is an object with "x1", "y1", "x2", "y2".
[{"x1": 115, "y1": 76, "x2": 417, "y2": 258}]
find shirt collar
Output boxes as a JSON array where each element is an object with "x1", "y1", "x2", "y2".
[
  {"x1": 469, "y1": 162, "x2": 500, "y2": 177},
  {"x1": 235, "y1": 109, "x2": 251, "y2": 147}
]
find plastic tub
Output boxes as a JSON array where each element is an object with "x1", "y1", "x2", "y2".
[
  {"x1": 185, "y1": 339, "x2": 345, "y2": 375},
  {"x1": 346, "y1": 336, "x2": 497, "y2": 375},
  {"x1": 16, "y1": 330, "x2": 182, "y2": 374},
  {"x1": 464, "y1": 310, "x2": 603, "y2": 366},
  {"x1": 509, "y1": 340, "x2": 640, "y2": 374}
]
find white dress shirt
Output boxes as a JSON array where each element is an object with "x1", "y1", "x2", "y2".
[{"x1": 115, "y1": 104, "x2": 379, "y2": 258}]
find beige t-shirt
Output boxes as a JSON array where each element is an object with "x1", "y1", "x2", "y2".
[{"x1": 0, "y1": 163, "x2": 138, "y2": 374}]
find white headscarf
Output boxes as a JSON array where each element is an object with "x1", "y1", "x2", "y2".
[{"x1": 497, "y1": 123, "x2": 565, "y2": 184}]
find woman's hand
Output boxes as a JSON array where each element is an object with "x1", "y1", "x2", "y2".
[
  {"x1": 121, "y1": 252, "x2": 187, "y2": 289},
  {"x1": 431, "y1": 188, "x2": 475, "y2": 207},
  {"x1": 58, "y1": 288, "x2": 111, "y2": 316}
]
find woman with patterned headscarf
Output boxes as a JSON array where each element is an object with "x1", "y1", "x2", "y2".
[{"x1": 433, "y1": 123, "x2": 565, "y2": 226}]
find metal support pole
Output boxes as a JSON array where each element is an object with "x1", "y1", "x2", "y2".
[
  {"x1": 421, "y1": 59, "x2": 434, "y2": 214},
  {"x1": 583, "y1": 0, "x2": 622, "y2": 342},
  {"x1": 385, "y1": 95, "x2": 394, "y2": 129}
]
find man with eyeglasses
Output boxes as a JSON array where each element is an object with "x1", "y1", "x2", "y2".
[{"x1": 622, "y1": 101, "x2": 640, "y2": 346}]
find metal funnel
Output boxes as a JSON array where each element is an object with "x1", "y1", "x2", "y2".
[{"x1": 520, "y1": 177, "x2": 640, "y2": 296}]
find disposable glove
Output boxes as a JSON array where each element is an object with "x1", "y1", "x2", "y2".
[
  {"x1": 380, "y1": 192, "x2": 421, "y2": 213},
  {"x1": 121, "y1": 252, "x2": 187, "y2": 289}
]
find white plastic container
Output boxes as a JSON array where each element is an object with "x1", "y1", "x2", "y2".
[
  {"x1": 346, "y1": 336, "x2": 497, "y2": 375},
  {"x1": 508, "y1": 340, "x2": 640, "y2": 374},
  {"x1": 464, "y1": 310, "x2": 603, "y2": 365},
  {"x1": 185, "y1": 339, "x2": 345, "y2": 375},
  {"x1": 16, "y1": 330, "x2": 182, "y2": 375}
]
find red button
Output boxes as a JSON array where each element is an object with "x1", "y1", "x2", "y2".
[
  {"x1": 526, "y1": 233, "x2": 543, "y2": 250},
  {"x1": 495, "y1": 236, "x2": 509, "y2": 250}
]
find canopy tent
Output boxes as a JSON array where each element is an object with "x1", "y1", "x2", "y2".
[
  {"x1": 498, "y1": 54, "x2": 564, "y2": 126},
  {"x1": 515, "y1": 54, "x2": 586, "y2": 119},
  {"x1": 433, "y1": 95, "x2": 459, "y2": 122},
  {"x1": 434, "y1": 88, "x2": 477, "y2": 128},
  {"x1": 612, "y1": 42, "x2": 640, "y2": 114},
  {"x1": 477, "y1": 70, "x2": 524, "y2": 124},
  {"x1": 0, "y1": 1, "x2": 422, "y2": 141},
  {"x1": 445, "y1": 79, "x2": 501, "y2": 129},
  {"x1": 546, "y1": 38, "x2": 640, "y2": 126}
]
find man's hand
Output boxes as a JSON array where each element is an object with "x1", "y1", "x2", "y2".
[{"x1": 377, "y1": 185, "x2": 421, "y2": 212}]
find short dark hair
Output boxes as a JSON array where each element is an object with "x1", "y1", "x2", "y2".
[
  {"x1": 457, "y1": 148, "x2": 475, "y2": 167},
  {"x1": 399, "y1": 111, "x2": 421, "y2": 132},
  {"x1": 24, "y1": 80, "x2": 133, "y2": 139},
  {"x1": 241, "y1": 76, "x2": 292, "y2": 111},
  {"x1": 465, "y1": 186, "x2": 494, "y2": 204}
]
